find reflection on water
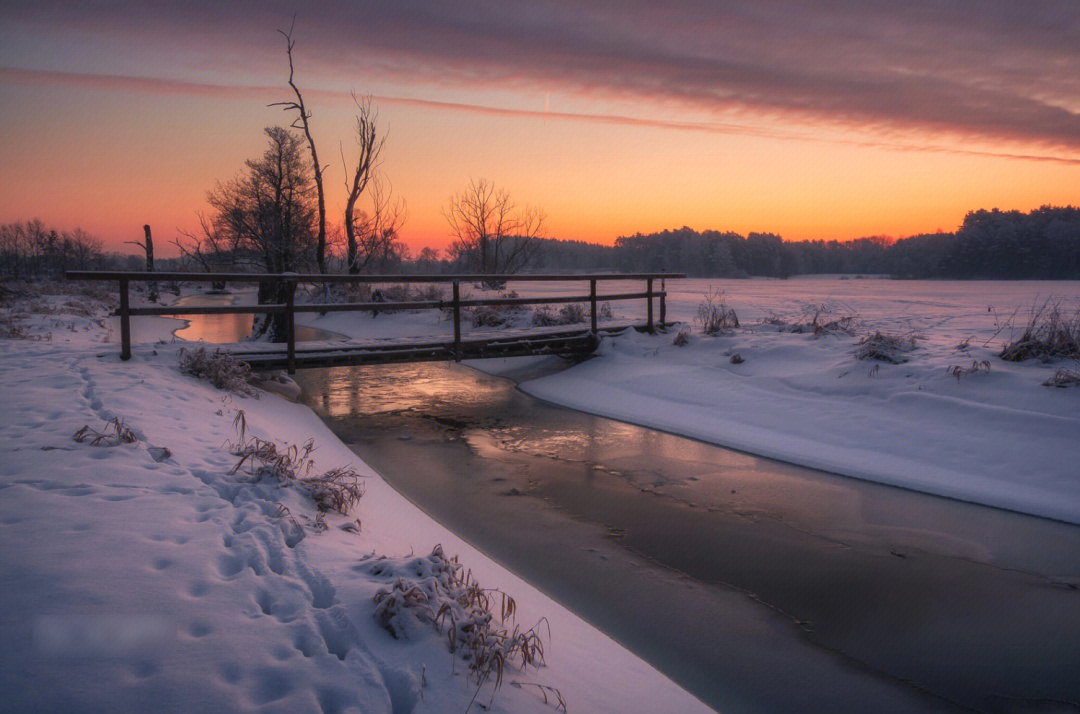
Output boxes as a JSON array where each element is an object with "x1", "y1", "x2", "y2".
[
  {"x1": 172, "y1": 293, "x2": 339, "y2": 343},
  {"x1": 296, "y1": 359, "x2": 1080, "y2": 714}
]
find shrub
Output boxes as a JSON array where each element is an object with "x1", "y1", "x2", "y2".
[
  {"x1": 228, "y1": 412, "x2": 364, "y2": 515},
  {"x1": 178, "y1": 347, "x2": 257, "y2": 396},
  {"x1": 557, "y1": 303, "x2": 586, "y2": 324},
  {"x1": 762, "y1": 305, "x2": 858, "y2": 335},
  {"x1": 370, "y1": 545, "x2": 554, "y2": 701},
  {"x1": 530, "y1": 306, "x2": 559, "y2": 327},
  {"x1": 469, "y1": 291, "x2": 523, "y2": 327},
  {"x1": 695, "y1": 288, "x2": 738, "y2": 335},
  {"x1": 855, "y1": 330, "x2": 918, "y2": 363},
  {"x1": 1044, "y1": 365, "x2": 1080, "y2": 387},
  {"x1": 1000, "y1": 300, "x2": 1080, "y2": 363},
  {"x1": 672, "y1": 326, "x2": 690, "y2": 346}
]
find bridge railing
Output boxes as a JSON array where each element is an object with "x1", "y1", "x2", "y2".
[{"x1": 65, "y1": 271, "x2": 684, "y2": 371}]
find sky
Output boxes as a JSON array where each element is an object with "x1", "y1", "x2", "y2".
[{"x1": 2, "y1": 1, "x2": 1080, "y2": 256}]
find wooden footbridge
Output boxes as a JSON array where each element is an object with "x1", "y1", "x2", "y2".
[{"x1": 66, "y1": 271, "x2": 682, "y2": 373}]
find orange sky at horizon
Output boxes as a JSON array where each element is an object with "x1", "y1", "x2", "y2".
[{"x1": 4, "y1": 4, "x2": 1080, "y2": 258}]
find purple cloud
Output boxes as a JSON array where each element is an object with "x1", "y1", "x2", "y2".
[{"x1": 6, "y1": 1, "x2": 1080, "y2": 150}]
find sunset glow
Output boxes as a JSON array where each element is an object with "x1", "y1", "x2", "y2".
[{"x1": 3, "y1": 2, "x2": 1080, "y2": 255}]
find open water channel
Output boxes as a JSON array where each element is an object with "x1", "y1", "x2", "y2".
[{"x1": 176, "y1": 302, "x2": 1080, "y2": 713}]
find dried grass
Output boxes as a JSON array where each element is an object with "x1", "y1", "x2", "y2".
[
  {"x1": 695, "y1": 288, "x2": 739, "y2": 335},
  {"x1": 947, "y1": 360, "x2": 990, "y2": 380},
  {"x1": 763, "y1": 305, "x2": 858, "y2": 336},
  {"x1": 1000, "y1": 300, "x2": 1080, "y2": 363},
  {"x1": 73, "y1": 417, "x2": 137, "y2": 446},
  {"x1": 371, "y1": 545, "x2": 554, "y2": 705},
  {"x1": 470, "y1": 292, "x2": 523, "y2": 327},
  {"x1": 672, "y1": 326, "x2": 690, "y2": 346},
  {"x1": 179, "y1": 347, "x2": 257, "y2": 396},
  {"x1": 855, "y1": 330, "x2": 919, "y2": 363},
  {"x1": 228, "y1": 411, "x2": 364, "y2": 515},
  {"x1": 531, "y1": 303, "x2": 587, "y2": 327},
  {"x1": 1044, "y1": 365, "x2": 1080, "y2": 387}
]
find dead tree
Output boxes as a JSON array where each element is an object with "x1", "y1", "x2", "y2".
[
  {"x1": 342, "y1": 96, "x2": 386, "y2": 275},
  {"x1": 270, "y1": 19, "x2": 328, "y2": 274},
  {"x1": 444, "y1": 178, "x2": 545, "y2": 285},
  {"x1": 126, "y1": 225, "x2": 158, "y2": 302}
]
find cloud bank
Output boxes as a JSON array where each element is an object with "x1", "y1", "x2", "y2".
[{"x1": 7, "y1": 1, "x2": 1080, "y2": 151}]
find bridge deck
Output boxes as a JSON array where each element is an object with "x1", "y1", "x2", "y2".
[{"x1": 224, "y1": 322, "x2": 638, "y2": 370}]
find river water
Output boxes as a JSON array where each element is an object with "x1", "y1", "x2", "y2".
[
  {"x1": 175, "y1": 300, "x2": 1080, "y2": 713},
  {"x1": 292, "y1": 360, "x2": 1080, "y2": 714}
]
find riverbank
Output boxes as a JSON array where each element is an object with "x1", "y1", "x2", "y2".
[
  {"x1": 297, "y1": 278, "x2": 1080, "y2": 524},
  {"x1": 0, "y1": 287, "x2": 711, "y2": 714}
]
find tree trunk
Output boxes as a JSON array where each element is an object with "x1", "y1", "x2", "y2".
[{"x1": 142, "y1": 224, "x2": 158, "y2": 302}]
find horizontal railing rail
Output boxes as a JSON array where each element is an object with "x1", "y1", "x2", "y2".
[
  {"x1": 65, "y1": 271, "x2": 675, "y2": 283},
  {"x1": 65, "y1": 270, "x2": 685, "y2": 372}
]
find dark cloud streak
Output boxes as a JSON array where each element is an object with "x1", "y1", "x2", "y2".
[
  {"x1": 6, "y1": 66, "x2": 1078, "y2": 166},
  {"x1": 7, "y1": 1, "x2": 1080, "y2": 151}
]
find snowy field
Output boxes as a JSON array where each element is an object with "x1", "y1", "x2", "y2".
[
  {"x1": 0, "y1": 288, "x2": 710, "y2": 714},
  {"x1": 297, "y1": 277, "x2": 1080, "y2": 524}
]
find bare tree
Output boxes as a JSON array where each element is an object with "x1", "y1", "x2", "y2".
[
  {"x1": 443, "y1": 178, "x2": 545, "y2": 282},
  {"x1": 176, "y1": 126, "x2": 317, "y2": 340},
  {"x1": 270, "y1": 19, "x2": 328, "y2": 274},
  {"x1": 125, "y1": 224, "x2": 158, "y2": 302},
  {"x1": 346, "y1": 177, "x2": 408, "y2": 273},
  {"x1": 342, "y1": 96, "x2": 386, "y2": 275}
]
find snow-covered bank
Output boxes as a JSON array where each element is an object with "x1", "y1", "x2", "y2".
[
  {"x1": 0, "y1": 292, "x2": 710, "y2": 714},
  {"x1": 288, "y1": 277, "x2": 1080, "y2": 523},
  {"x1": 514, "y1": 280, "x2": 1080, "y2": 524}
]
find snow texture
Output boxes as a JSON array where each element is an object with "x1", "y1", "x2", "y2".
[{"x1": 0, "y1": 288, "x2": 710, "y2": 714}]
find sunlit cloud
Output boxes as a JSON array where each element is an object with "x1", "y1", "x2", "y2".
[
  {"x1": 5, "y1": 66, "x2": 1079, "y2": 167},
  {"x1": 8, "y1": 1, "x2": 1080, "y2": 151}
]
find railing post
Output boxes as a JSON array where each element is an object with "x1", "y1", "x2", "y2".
[
  {"x1": 590, "y1": 278, "x2": 598, "y2": 335},
  {"x1": 646, "y1": 277, "x2": 654, "y2": 333},
  {"x1": 660, "y1": 272, "x2": 666, "y2": 327},
  {"x1": 119, "y1": 277, "x2": 131, "y2": 360},
  {"x1": 285, "y1": 279, "x2": 296, "y2": 375},
  {"x1": 452, "y1": 280, "x2": 462, "y2": 362}
]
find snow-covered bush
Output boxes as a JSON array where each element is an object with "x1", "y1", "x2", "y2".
[
  {"x1": 1044, "y1": 365, "x2": 1080, "y2": 387},
  {"x1": 469, "y1": 291, "x2": 523, "y2": 327},
  {"x1": 530, "y1": 302, "x2": 587, "y2": 327},
  {"x1": 178, "y1": 347, "x2": 257, "y2": 396},
  {"x1": 672, "y1": 326, "x2": 690, "y2": 346},
  {"x1": 228, "y1": 412, "x2": 365, "y2": 515},
  {"x1": 369, "y1": 545, "x2": 554, "y2": 700},
  {"x1": 855, "y1": 330, "x2": 918, "y2": 363},
  {"x1": 1000, "y1": 300, "x2": 1080, "y2": 362},
  {"x1": 695, "y1": 288, "x2": 738, "y2": 335},
  {"x1": 760, "y1": 305, "x2": 857, "y2": 336}
]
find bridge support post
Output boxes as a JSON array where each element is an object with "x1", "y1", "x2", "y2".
[
  {"x1": 646, "y1": 278, "x2": 654, "y2": 333},
  {"x1": 119, "y1": 277, "x2": 131, "y2": 360},
  {"x1": 590, "y1": 278, "x2": 598, "y2": 335},
  {"x1": 452, "y1": 280, "x2": 462, "y2": 362},
  {"x1": 660, "y1": 274, "x2": 666, "y2": 327},
  {"x1": 286, "y1": 280, "x2": 296, "y2": 375}
]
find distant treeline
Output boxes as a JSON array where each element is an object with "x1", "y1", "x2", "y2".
[
  {"x1": 5, "y1": 206, "x2": 1079, "y2": 281},
  {"x1": 0, "y1": 220, "x2": 154, "y2": 280},
  {"x1": 531, "y1": 206, "x2": 1080, "y2": 279}
]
